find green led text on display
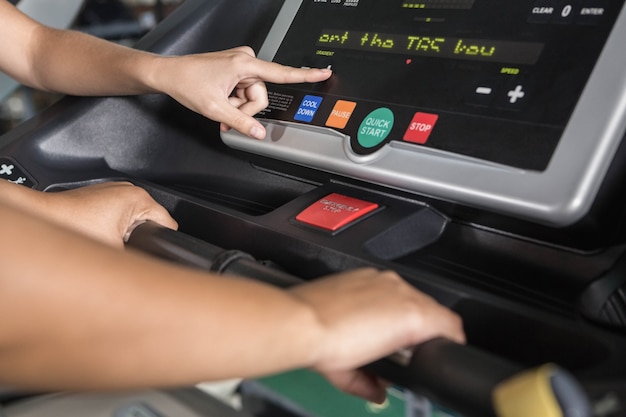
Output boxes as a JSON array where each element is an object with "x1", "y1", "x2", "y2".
[{"x1": 317, "y1": 29, "x2": 543, "y2": 65}]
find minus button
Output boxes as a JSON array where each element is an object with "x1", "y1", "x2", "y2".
[{"x1": 466, "y1": 83, "x2": 497, "y2": 107}]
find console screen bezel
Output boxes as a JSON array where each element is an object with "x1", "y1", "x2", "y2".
[{"x1": 222, "y1": 0, "x2": 626, "y2": 226}]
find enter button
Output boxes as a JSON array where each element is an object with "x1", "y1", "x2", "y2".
[{"x1": 296, "y1": 193, "x2": 379, "y2": 232}]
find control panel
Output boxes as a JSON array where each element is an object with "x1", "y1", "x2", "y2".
[{"x1": 222, "y1": 0, "x2": 626, "y2": 226}]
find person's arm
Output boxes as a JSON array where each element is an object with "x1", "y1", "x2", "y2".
[
  {"x1": 0, "y1": 180, "x2": 177, "y2": 247},
  {"x1": 0, "y1": 200, "x2": 463, "y2": 402},
  {"x1": 0, "y1": 1, "x2": 331, "y2": 140}
]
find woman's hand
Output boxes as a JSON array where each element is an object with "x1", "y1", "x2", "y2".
[
  {"x1": 38, "y1": 182, "x2": 177, "y2": 248},
  {"x1": 288, "y1": 268, "x2": 465, "y2": 403},
  {"x1": 151, "y1": 46, "x2": 332, "y2": 140}
]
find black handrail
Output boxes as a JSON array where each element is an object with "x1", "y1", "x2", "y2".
[{"x1": 126, "y1": 221, "x2": 591, "y2": 417}]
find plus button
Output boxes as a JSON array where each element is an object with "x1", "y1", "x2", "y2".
[
  {"x1": 0, "y1": 163, "x2": 14, "y2": 176},
  {"x1": 0, "y1": 158, "x2": 35, "y2": 188},
  {"x1": 507, "y1": 85, "x2": 526, "y2": 104}
]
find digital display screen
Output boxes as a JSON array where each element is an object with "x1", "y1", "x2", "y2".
[
  {"x1": 317, "y1": 29, "x2": 544, "y2": 64},
  {"x1": 259, "y1": 0, "x2": 623, "y2": 171}
]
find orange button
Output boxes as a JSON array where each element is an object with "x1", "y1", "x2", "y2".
[
  {"x1": 325, "y1": 100, "x2": 358, "y2": 129},
  {"x1": 296, "y1": 193, "x2": 379, "y2": 231}
]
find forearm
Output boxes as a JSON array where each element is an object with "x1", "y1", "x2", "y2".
[
  {"x1": 0, "y1": 0, "x2": 163, "y2": 97},
  {"x1": 0, "y1": 0, "x2": 334, "y2": 140},
  {"x1": 29, "y1": 25, "x2": 161, "y2": 96},
  {"x1": 0, "y1": 180, "x2": 45, "y2": 216},
  {"x1": 0, "y1": 202, "x2": 321, "y2": 391}
]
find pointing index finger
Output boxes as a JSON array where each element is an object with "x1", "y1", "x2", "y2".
[{"x1": 254, "y1": 60, "x2": 333, "y2": 85}]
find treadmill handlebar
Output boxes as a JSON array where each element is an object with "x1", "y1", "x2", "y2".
[
  {"x1": 125, "y1": 221, "x2": 301, "y2": 289},
  {"x1": 125, "y1": 221, "x2": 591, "y2": 417}
]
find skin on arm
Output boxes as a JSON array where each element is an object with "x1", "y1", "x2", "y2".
[
  {"x1": 146, "y1": 47, "x2": 332, "y2": 139},
  {"x1": 0, "y1": 180, "x2": 177, "y2": 247},
  {"x1": 0, "y1": 200, "x2": 464, "y2": 402},
  {"x1": 289, "y1": 269, "x2": 465, "y2": 402},
  {"x1": 0, "y1": 1, "x2": 463, "y2": 401},
  {"x1": 0, "y1": 0, "x2": 331, "y2": 140}
]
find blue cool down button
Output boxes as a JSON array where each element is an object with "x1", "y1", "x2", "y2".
[{"x1": 294, "y1": 95, "x2": 324, "y2": 123}]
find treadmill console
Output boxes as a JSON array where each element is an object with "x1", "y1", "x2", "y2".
[{"x1": 221, "y1": 0, "x2": 626, "y2": 225}]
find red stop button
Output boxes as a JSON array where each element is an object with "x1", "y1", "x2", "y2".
[
  {"x1": 403, "y1": 112, "x2": 439, "y2": 144},
  {"x1": 296, "y1": 193, "x2": 379, "y2": 232}
]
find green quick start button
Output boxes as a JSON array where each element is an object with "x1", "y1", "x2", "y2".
[{"x1": 358, "y1": 107, "x2": 395, "y2": 148}]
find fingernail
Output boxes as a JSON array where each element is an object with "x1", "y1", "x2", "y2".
[{"x1": 250, "y1": 125, "x2": 265, "y2": 140}]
